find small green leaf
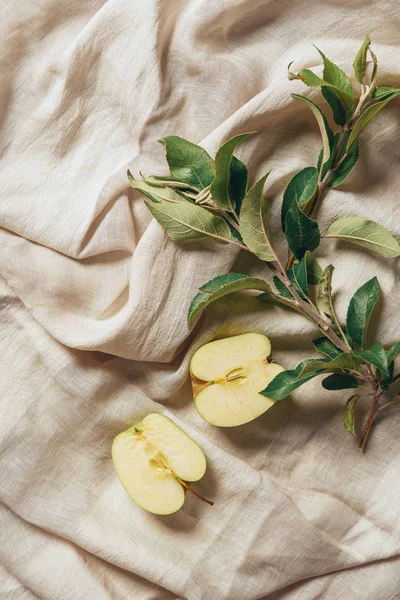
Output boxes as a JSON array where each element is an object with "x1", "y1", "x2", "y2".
[
  {"x1": 327, "y1": 217, "x2": 400, "y2": 258},
  {"x1": 239, "y1": 174, "x2": 275, "y2": 261},
  {"x1": 344, "y1": 395, "x2": 360, "y2": 435},
  {"x1": 289, "y1": 255, "x2": 308, "y2": 299},
  {"x1": 372, "y1": 85, "x2": 400, "y2": 100},
  {"x1": 146, "y1": 198, "x2": 231, "y2": 244},
  {"x1": 354, "y1": 341, "x2": 389, "y2": 376},
  {"x1": 322, "y1": 87, "x2": 347, "y2": 126},
  {"x1": 211, "y1": 133, "x2": 253, "y2": 211},
  {"x1": 313, "y1": 337, "x2": 344, "y2": 359},
  {"x1": 229, "y1": 156, "x2": 248, "y2": 214},
  {"x1": 328, "y1": 141, "x2": 359, "y2": 188},
  {"x1": 316, "y1": 264, "x2": 335, "y2": 318},
  {"x1": 314, "y1": 46, "x2": 354, "y2": 110},
  {"x1": 281, "y1": 167, "x2": 318, "y2": 232},
  {"x1": 346, "y1": 90, "x2": 400, "y2": 150},
  {"x1": 128, "y1": 172, "x2": 189, "y2": 204},
  {"x1": 295, "y1": 70, "x2": 351, "y2": 113},
  {"x1": 161, "y1": 136, "x2": 215, "y2": 189},
  {"x1": 300, "y1": 353, "x2": 362, "y2": 377},
  {"x1": 292, "y1": 94, "x2": 334, "y2": 165},
  {"x1": 353, "y1": 34, "x2": 371, "y2": 83},
  {"x1": 272, "y1": 276, "x2": 292, "y2": 299},
  {"x1": 260, "y1": 359, "x2": 327, "y2": 401},
  {"x1": 143, "y1": 175, "x2": 199, "y2": 192},
  {"x1": 346, "y1": 276, "x2": 380, "y2": 348},
  {"x1": 322, "y1": 373, "x2": 359, "y2": 390},
  {"x1": 305, "y1": 251, "x2": 323, "y2": 285},
  {"x1": 285, "y1": 201, "x2": 321, "y2": 260},
  {"x1": 188, "y1": 273, "x2": 271, "y2": 324},
  {"x1": 387, "y1": 342, "x2": 400, "y2": 362}
]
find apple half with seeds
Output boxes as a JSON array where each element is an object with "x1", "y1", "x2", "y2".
[
  {"x1": 190, "y1": 333, "x2": 284, "y2": 427},
  {"x1": 112, "y1": 413, "x2": 213, "y2": 515}
]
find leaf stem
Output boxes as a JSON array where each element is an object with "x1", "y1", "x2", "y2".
[
  {"x1": 359, "y1": 385, "x2": 382, "y2": 452},
  {"x1": 377, "y1": 397, "x2": 400, "y2": 412}
]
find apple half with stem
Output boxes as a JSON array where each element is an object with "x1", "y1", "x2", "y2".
[
  {"x1": 190, "y1": 333, "x2": 284, "y2": 427},
  {"x1": 112, "y1": 413, "x2": 213, "y2": 515}
]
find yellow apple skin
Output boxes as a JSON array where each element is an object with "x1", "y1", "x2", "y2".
[
  {"x1": 112, "y1": 413, "x2": 207, "y2": 515},
  {"x1": 190, "y1": 333, "x2": 284, "y2": 427}
]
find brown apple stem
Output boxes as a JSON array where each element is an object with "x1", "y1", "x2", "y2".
[{"x1": 176, "y1": 477, "x2": 214, "y2": 506}]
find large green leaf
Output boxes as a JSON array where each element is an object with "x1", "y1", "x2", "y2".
[
  {"x1": 292, "y1": 94, "x2": 333, "y2": 165},
  {"x1": 346, "y1": 90, "x2": 400, "y2": 150},
  {"x1": 300, "y1": 353, "x2": 362, "y2": 377},
  {"x1": 327, "y1": 217, "x2": 400, "y2": 258},
  {"x1": 328, "y1": 141, "x2": 359, "y2": 188},
  {"x1": 344, "y1": 395, "x2": 360, "y2": 435},
  {"x1": 188, "y1": 273, "x2": 271, "y2": 324},
  {"x1": 146, "y1": 197, "x2": 231, "y2": 244},
  {"x1": 387, "y1": 342, "x2": 400, "y2": 362},
  {"x1": 353, "y1": 34, "x2": 371, "y2": 83},
  {"x1": 281, "y1": 167, "x2": 318, "y2": 232},
  {"x1": 285, "y1": 201, "x2": 321, "y2": 260},
  {"x1": 322, "y1": 373, "x2": 359, "y2": 390},
  {"x1": 316, "y1": 264, "x2": 334, "y2": 318},
  {"x1": 161, "y1": 136, "x2": 215, "y2": 189},
  {"x1": 239, "y1": 174, "x2": 275, "y2": 261},
  {"x1": 260, "y1": 359, "x2": 327, "y2": 401},
  {"x1": 128, "y1": 172, "x2": 188, "y2": 203},
  {"x1": 229, "y1": 156, "x2": 248, "y2": 214},
  {"x1": 354, "y1": 341, "x2": 389, "y2": 376},
  {"x1": 211, "y1": 133, "x2": 253, "y2": 211},
  {"x1": 346, "y1": 276, "x2": 380, "y2": 348},
  {"x1": 314, "y1": 46, "x2": 354, "y2": 110}
]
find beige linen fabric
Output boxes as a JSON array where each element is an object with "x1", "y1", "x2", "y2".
[{"x1": 1, "y1": 1, "x2": 400, "y2": 598}]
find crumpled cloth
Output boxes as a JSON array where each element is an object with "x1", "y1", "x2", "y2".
[{"x1": 1, "y1": 1, "x2": 400, "y2": 599}]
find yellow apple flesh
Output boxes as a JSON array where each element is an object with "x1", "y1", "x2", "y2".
[
  {"x1": 112, "y1": 413, "x2": 207, "y2": 515},
  {"x1": 190, "y1": 333, "x2": 284, "y2": 427}
]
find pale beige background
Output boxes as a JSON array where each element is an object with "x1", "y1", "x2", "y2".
[{"x1": 1, "y1": 1, "x2": 400, "y2": 599}]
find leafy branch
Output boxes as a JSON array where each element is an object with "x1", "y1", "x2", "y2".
[{"x1": 128, "y1": 35, "x2": 400, "y2": 452}]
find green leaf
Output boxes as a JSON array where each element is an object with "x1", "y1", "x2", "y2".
[
  {"x1": 229, "y1": 156, "x2": 248, "y2": 214},
  {"x1": 353, "y1": 34, "x2": 371, "y2": 83},
  {"x1": 305, "y1": 251, "x2": 323, "y2": 285},
  {"x1": 322, "y1": 87, "x2": 347, "y2": 126},
  {"x1": 322, "y1": 373, "x2": 359, "y2": 390},
  {"x1": 372, "y1": 85, "x2": 400, "y2": 100},
  {"x1": 260, "y1": 359, "x2": 327, "y2": 401},
  {"x1": 289, "y1": 254, "x2": 308, "y2": 299},
  {"x1": 344, "y1": 395, "x2": 360, "y2": 435},
  {"x1": 354, "y1": 341, "x2": 389, "y2": 376},
  {"x1": 313, "y1": 336, "x2": 343, "y2": 359},
  {"x1": 273, "y1": 276, "x2": 292, "y2": 299},
  {"x1": 296, "y1": 69, "x2": 352, "y2": 113},
  {"x1": 316, "y1": 264, "x2": 334, "y2": 318},
  {"x1": 143, "y1": 175, "x2": 199, "y2": 192},
  {"x1": 300, "y1": 353, "x2": 362, "y2": 377},
  {"x1": 211, "y1": 133, "x2": 253, "y2": 211},
  {"x1": 346, "y1": 276, "x2": 380, "y2": 348},
  {"x1": 292, "y1": 94, "x2": 333, "y2": 165},
  {"x1": 239, "y1": 174, "x2": 275, "y2": 261},
  {"x1": 314, "y1": 46, "x2": 354, "y2": 110},
  {"x1": 145, "y1": 197, "x2": 231, "y2": 244},
  {"x1": 188, "y1": 273, "x2": 271, "y2": 324},
  {"x1": 161, "y1": 136, "x2": 215, "y2": 189},
  {"x1": 387, "y1": 342, "x2": 400, "y2": 362},
  {"x1": 328, "y1": 141, "x2": 359, "y2": 188},
  {"x1": 327, "y1": 217, "x2": 400, "y2": 258},
  {"x1": 281, "y1": 167, "x2": 318, "y2": 232},
  {"x1": 128, "y1": 172, "x2": 189, "y2": 204},
  {"x1": 285, "y1": 201, "x2": 321, "y2": 260},
  {"x1": 346, "y1": 90, "x2": 400, "y2": 150}
]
